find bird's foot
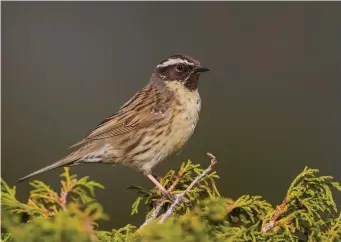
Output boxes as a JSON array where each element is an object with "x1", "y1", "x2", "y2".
[
  {"x1": 163, "y1": 191, "x2": 176, "y2": 202},
  {"x1": 163, "y1": 192, "x2": 192, "y2": 206},
  {"x1": 146, "y1": 173, "x2": 191, "y2": 206}
]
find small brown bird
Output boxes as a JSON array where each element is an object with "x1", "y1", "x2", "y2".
[{"x1": 17, "y1": 53, "x2": 209, "y2": 200}]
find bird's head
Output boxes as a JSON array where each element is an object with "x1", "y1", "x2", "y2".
[{"x1": 154, "y1": 54, "x2": 209, "y2": 91}]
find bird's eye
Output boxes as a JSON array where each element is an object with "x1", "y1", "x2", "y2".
[{"x1": 175, "y1": 64, "x2": 186, "y2": 72}]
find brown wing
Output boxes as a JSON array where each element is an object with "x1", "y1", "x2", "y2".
[{"x1": 70, "y1": 82, "x2": 173, "y2": 148}]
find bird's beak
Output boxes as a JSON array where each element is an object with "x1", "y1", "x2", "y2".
[{"x1": 194, "y1": 66, "x2": 210, "y2": 73}]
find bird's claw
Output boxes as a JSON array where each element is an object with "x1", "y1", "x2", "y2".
[{"x1": 165, "y1": 193, "x2": 192, "y2": 206}]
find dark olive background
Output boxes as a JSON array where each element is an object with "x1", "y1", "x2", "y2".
[{"x1": 2, "y1": 2, "x2": 341, "y2": 229}]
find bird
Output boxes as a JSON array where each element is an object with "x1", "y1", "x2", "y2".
[{"x1": 17, "y1": 53, "x2": 209, "y2": 200}]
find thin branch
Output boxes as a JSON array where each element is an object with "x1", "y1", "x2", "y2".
[
  {"x1": 157, "y1": 153, "x2": 218, "y2": 224},
  {"x1": 140, "y1": 169, "x2": 183, "y2": 228},
  {"x1": 262, "y1": 193, "x2": 290, "y2": 232},
  {"x1": 59, "y1": 179, "x2": 76, "y2": 210}
]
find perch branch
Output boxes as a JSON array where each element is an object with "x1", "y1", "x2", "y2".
[
  {"x1": 262, "y1": 193, "x2": 290, "y2": 232},
  {"x1": 140, "y1": 169, "x2": 183, "y2": 228},
  {"x1": 157, "y1": 153, "x2": 218, "y2": 224}
]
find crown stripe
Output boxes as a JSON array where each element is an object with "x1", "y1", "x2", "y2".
[{"x1": 157, "y1": 58, "x2": 195, "y2": 68}]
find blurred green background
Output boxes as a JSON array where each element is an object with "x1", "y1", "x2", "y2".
[{"x1": 2, "y1": 2, "x2": 341, "y2": 229}]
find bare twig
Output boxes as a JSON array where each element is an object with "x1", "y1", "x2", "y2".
[
  {"x1": 157, "y1": 153, "x2": 218, "y2": 224},
  {"x1": 262, "y1": 193, "x2": 290, "y2": 232},
  {"x1": 140, "y1": 171, "x2": 183, "y2": 228}
]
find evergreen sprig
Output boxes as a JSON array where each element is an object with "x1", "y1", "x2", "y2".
[{"x1": 1, "y1": 160, "x2": 340, "y2": 242}]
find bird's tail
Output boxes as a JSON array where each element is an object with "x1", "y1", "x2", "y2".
[
  {"x1": 16, "y1": 142, "x2": 107, "y2": 183},
  {"x1": 16, "y1": 157, "x2": 79, "y2": 183}
]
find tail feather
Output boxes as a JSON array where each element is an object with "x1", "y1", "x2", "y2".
[
  {"x1": 16, "y1": 142, "x2": 103, "y2": 183},
  {"x1": 16, "y1": 158, "x2": 78, "y2": 183}
]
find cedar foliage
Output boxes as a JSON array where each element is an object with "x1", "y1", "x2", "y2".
[{"x1": 1, "y1": 160, "x2": 341, "y2": 242}]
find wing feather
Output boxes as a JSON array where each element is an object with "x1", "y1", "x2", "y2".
[{"x1": 70, "y1": 82, "x2": 173, "y2": 148}]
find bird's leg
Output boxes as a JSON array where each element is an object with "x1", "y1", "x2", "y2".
[
  {"x1": 147, "y1": 174, "x2": 176, "y2": 202},
  {"x1": 152, "y1": 172, "x2": 161, "y2": 181}
]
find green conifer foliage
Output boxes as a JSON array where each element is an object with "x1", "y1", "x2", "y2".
[{"x1": 1, "y1": 161, "x2": 341, "y2": 242}]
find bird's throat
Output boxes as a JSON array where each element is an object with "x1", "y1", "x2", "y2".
[{"x1": 184, "y1": 73, "x2": 199, "y2": 91}]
